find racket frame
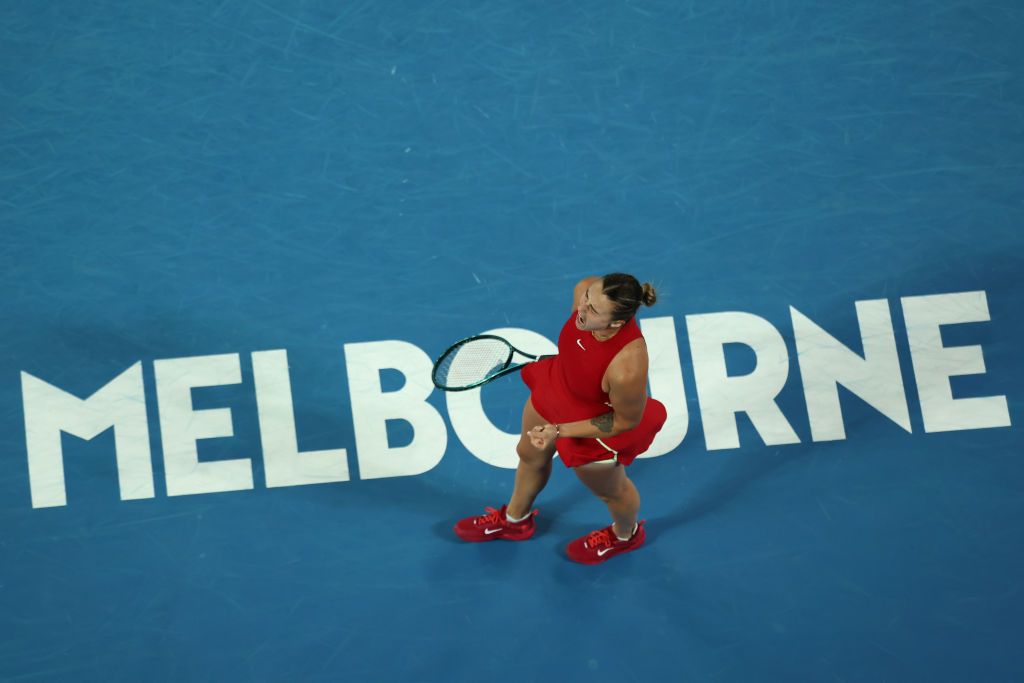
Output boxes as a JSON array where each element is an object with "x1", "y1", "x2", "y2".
[{"x1": 431, "y1": 334, "x2": 539, "y2": 391}]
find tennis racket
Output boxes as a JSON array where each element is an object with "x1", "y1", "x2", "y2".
[{"x1": 432, "y1": 334, "x2": 543, "y2": 391}]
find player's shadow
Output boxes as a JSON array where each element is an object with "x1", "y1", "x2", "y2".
[
  {"x1": 645, "y1": 395, "x2": 916, "y2": 538},
  {"x1": 645, "y1": 447, "x2": 806, "y2": 536}
]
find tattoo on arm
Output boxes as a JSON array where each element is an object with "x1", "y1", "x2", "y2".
[{"x1": 590, "y1": 412, "x2": 614, "y2": 433}]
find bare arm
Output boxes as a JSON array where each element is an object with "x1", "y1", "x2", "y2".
[
  {"x1": 529, "y1": 342, "x2": 649, "y2": 445},
  {"x1": 557, "y1": 353, "x2": 647, "y2": 438}
]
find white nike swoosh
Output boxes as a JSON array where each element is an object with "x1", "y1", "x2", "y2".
[
  {"x1": 484, "y1": 528, "x2": 502, "y2": 535},
  {"x1": 597, "y1": 548, "x2": 613, "y2": 556},
  {"x1": 576, "y1": 339, "x2": 586, "y2": 350}
]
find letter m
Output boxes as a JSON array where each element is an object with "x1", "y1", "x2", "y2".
[{"x1": 21, "y1": 363, "x2": 154, "y2": 508}]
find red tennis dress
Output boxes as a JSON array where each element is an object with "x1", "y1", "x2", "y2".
[{"x1": 520, "y1": 312, "x2": 667, "y2": 467}]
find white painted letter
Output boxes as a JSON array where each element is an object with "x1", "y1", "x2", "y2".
[
  {"x1": 686, "y1": 312, "x2": 800, "y2": 451},
  {"x1": 792, "y1": 301, "x2": 911, "y2": 441},
  {"x1": 21, "y1": 363, "x2": 154, "y2": 509},
  {"x1": 344, "y1": 340, "x2": 447, "y2": 479},
  {"x1": 638, "y1": 316, "x2": 689, "y2": 458},
  {"x1": 252, "y1": 350, "x2": 349, "y2": 488},
  {"x1": 154, "y1": 354, "x2": 253, "y2": 497},
  {"x1": 902, "y1": 291, "x2": 1011, "y2": 432},
  {"x1": 445, "y1": 328, "x2": 557, "y2": 469}
]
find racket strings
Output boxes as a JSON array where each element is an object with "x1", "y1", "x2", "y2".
[{"x1": 435, "y1": 338, "x2": 512, "y2": 387}]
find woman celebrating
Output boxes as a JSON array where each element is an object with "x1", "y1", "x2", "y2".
[{"x1": 454, "y1": 273, "x2": 667, "y2": 564}]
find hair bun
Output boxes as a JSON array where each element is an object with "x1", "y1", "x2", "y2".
[{"x1": 641, "y1": 283, "x2": 657, "y2": 307}]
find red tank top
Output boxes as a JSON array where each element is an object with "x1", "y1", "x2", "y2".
[{"x1": 522, "y1": 311, "x2": 644, "y2": 424}]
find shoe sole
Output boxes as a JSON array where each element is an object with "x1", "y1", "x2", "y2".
[
  {"x1": 568, "y1": 542, "x2": 643, "y2": 564},
  {"x1": 453, "y1": 527, "x2": 535, "y2": 542}
]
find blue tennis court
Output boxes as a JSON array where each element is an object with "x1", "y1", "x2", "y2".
[{"x1": 2, "y1": 1, "x2": 1022, "y2": 681}]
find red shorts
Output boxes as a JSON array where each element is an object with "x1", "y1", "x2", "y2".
[{"x1": 551, "y1": 398, "x2": 667, "y2": 468}]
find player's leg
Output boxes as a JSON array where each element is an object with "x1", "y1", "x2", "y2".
[
  {"x1": 453, "y1": 397, "x2": 554, "y2": 542},
  {"x1": 573, "y1": 459, "x2": 640, "y2": 540},
  {"x1": 505, "y1": 397, "x2": 557, "y2": 519},
  {"x1": 573, "y1": 397, "x2": 664, "y2": 538}
]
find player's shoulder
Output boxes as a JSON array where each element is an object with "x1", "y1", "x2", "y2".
[{"x1": 609, "y1": 337, "x2": 648, "y2": 377}]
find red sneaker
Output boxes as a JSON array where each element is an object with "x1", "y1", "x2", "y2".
[
  {"x1": 454, "y1": 505, "x2": 538, "y2": 542},
  {"x1": 566, "y1": 521, "x2": 646, "y2": 564}
]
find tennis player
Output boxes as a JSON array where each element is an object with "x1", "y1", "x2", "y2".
[{"x1": 454, "y1": 273, "x2": 667, "y2": 564}]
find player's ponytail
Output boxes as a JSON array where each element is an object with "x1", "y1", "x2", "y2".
[
  {"x1": 602, "y1": 273, "x2": 658, "y2": 321},
  {"x1": 640, "y1": 283, "x2": 657, "y2": 307}
]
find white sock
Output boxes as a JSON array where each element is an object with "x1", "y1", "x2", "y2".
[
  {"x1": 615, "y1": 522, "x2": 638, "y2": 541},
  {"x1": 505, "y1": 510, "x2": 530, "y2": 523}
]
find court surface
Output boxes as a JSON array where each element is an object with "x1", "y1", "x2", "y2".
[{"x1": 2, "y1": 1, "x2": 1022, "y2": 681}]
